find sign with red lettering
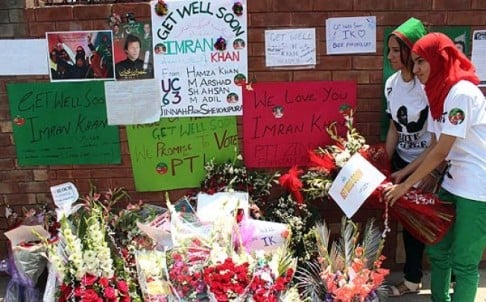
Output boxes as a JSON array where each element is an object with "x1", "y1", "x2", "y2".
[
  {"x1": 242, "y1": 81, "x2": 356, "y2": 168},
  {"x1": 126, "y1": 116, "x2": 237, "y2": 191}
]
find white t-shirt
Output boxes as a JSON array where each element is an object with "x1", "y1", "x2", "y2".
[
  {"x1": 427, "y1": 80, "x2": 486, "y2": 201},
  {"x1": 385, "y1": 71, "x2": 432, "y2": 163}
]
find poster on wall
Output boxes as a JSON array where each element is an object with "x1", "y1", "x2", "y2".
[
  {"x1": 46, "y1": 31, "x2": 115, "y2": 82},
  {"x1": 112, "y1": 18, "x2": 155, "y2": 80},
  {"x1": 7, "y1": 82, "x2": 121, "y2": 166},
  {"x1": 472, "y1": 29, "x2": 486, "y2": 86},
  {"x1": 326, "y1": 16, "x2": 376, "y2": 55},
  {"x1": 0, "y1": 39, "x2": 48, "y2": 76},
  {"x1": 242, "y1": 81, "x2": 357, "y2": 168},
  {"x1": 151, "y1": 0, "x2": 248, "y2": 117},
  {"x1": 126, "y1": 116, "x2": 238, "y2": 191},
  {"x1": 265, "y1": 28, "x2": 316, "y2": 67}
]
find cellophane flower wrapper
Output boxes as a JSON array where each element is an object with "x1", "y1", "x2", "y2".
[
  {"x1": 5, "y1": 243, "x2": 46, "y2": 302},
  {"x1": 136, "y1": 250, "x2": 175, "y2": 302}
]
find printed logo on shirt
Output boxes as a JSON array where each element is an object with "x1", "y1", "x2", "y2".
[{"x1": 448, "y1": 108, "x2": 465, "y2": 125}]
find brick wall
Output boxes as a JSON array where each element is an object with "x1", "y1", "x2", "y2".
[{"x1": 0, "y1": 0, "x2": 485, "y2": 266}]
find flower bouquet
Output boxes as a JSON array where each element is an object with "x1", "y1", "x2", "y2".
[
  {"x1": 295, "y1": 217, "x2": 389, "y2": 302},
  {"x1": 3, "y1": 204, "x2": 54, "y2": 302},
  {"x1": 44, "y1": 187, "x2": 139, "y2": 302},
  {"x1": 283, "y1": 108, "x2": 454, "y2": 245}
]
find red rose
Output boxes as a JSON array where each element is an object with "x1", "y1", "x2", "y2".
[
  {"x1": 117, "y1": 280, "x2": 129, "y2": 293},
  {"x1": 80, "y1": 289, "x2": 102, "y2": 302},
  {"x1": 104, "y1": 286, "x2": 118, "y2": 299},
  {"x1": 99, "y1": 277, "x2": 110, "y2": 288},
  {"x1": 81, "y1": 274, "x2": 98, "y2": 286}
]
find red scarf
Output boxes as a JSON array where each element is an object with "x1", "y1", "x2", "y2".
[{"x1": 412, "y1": 33, "x2": 479, "y2": 120}]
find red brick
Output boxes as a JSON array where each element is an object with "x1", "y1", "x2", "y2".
[
  {"x1": 249, "y1": 42, "x2": 264, "y2": 56},
  {"x1": 28, "y1": 21, "x2": 56, "y2": 38},
  {"x1": 292, "y1": 12, "x2": 329, "y2": 27},
  {"x1": 358, "y1": 84, "x2": 383, "y2": 98},
  {"x1": 472, "y1": 0, "x2": 486, "y2": 9},
  {"x1": 55, "y1": 169, "x2": 92, "y2": 179},
  {"x1": 271, "y1": 0, "x2": 313, "y2": 12},
  {"x1": 314, "y1": 1, "x2": 352, "y2": 10},
  {"x1": 112, "y1": 3, "x2": 151, "y2": 20},
  {"x1": 0, "y1": 182, "x2": 19, "y2": 194},
  {"x1": 0, "y1": 133, "x2": 11, "y2": 145},
  {"x1": 447, "y1": 11, "x2": 486, "y2": 25},
  {"x1": 352, "y1": 56, "x2": 382, "y2": 70},
  {"x1": 0, "y1": 170, "x2": 33, "y2": 182},
  {"x1": 3, "y1": 193, "x2": 37, "y2": 205},
  {"x1": 247, "y1": 0, "x2": 272, "y2": 12},
  {"x1": 55, "y1": 20, "x2": 93, "y2": 31},
  {"x1": 251, "y1": 13, "x2": 292, "y2": 27},
  {"x1": 0, "y1": 159, "x2": 14, "y2": 170},
  {"x1": 317, "y1": 56, "x2": 352, "y2": 70},
  {"x1": 24, "y1": 8, "x2": 36, "y2": 22},
  {"x1": 332, "y1": 70, "x2": 370, "y2": 83},
  {"x1": 252, "y1": 71, "x2": 292, "y2": 82},
  {"x1": 434, "y1": 0, "x2": 471, "y2": 10},
  {"x1": 36, "y1": 6, "x2": 73, "y2": 22},
  {"x1": 18, "y1": 181, "x2": 50, "y2": 193},
  {"x1": 33, "y1": 169, "x2": 49, "y2": 181},
  {"x1": 91, "y1": 168, "x2": 132, "y2": 178},
  {"x1": 247, "y1": 28, "x2": 263, "y2": 43},
  {"x1": 354, "y1": 0, "x2": 392, "y2": 10},
  {"x1": 392, "y1": 0, "x2": 431, "y2": 10},
  {"x1": 73, "y1": 5, "x2": 113, "y2": 20},
  {"x1": 294, "y1": 70, "x2": 331, "y2": 81}
]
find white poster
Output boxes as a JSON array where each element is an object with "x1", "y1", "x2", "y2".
[
  {"x1": 105, "y1": 79, "x2": 161, "y2": 125},
  {"x1": 326, "y1": 16, "x2": 376, "y2": 55},
  {"x1": 0, "y1": 39, "x2": 48, "y2": 75},
  {"x1": 328, "y1": 153, "x2": 385, "y2": 218},
  {"x1": 151, "y1": 0, "x2": 248, "y2": 117},
  {"x1": 471, "y1": 30, "x2": 486, "y2": 86},
  {"x1": 265, "y1": 28, "x2": 316, "y2": 67}
]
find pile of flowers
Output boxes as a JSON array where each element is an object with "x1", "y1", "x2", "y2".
[
  {"x1": 295, "y1": 218, "x2": 389, "y2": 302},
  {"x1": 44, "y1": 186, "x2": 141, "y2": 302}
]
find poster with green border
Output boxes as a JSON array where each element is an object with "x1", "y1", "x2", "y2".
[
  {"x1": 380, "y1": 26, "x2": 471, "y2": 140},
  {"x1": 126, "y1": 116, "x2": 237, "y2": 191},
  {"x1": 7, "y1": 82, "x2": 121, "y2": 166}
]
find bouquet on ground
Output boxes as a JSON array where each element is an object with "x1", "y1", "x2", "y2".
[
  {"x1": 282, "y1": 108, "x2": 454, "y2": 245},
  {"x1": 3, "y1": 204, "x2": 54, "y2": 302},
  {"x1": 296, "y1": 217, "x2": 389, "y2": 302},
  {"x1": 44, "y1": 187, "x2": 140, "y2": 302}
]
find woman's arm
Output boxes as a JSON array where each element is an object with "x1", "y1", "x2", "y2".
[{"x1": 385, "y1": 119, "x2": 398, "y2": 160}]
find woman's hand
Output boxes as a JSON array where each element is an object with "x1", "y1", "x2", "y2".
[{"x1": 383, "y1": 182, "x2": 413, "y2": 206}]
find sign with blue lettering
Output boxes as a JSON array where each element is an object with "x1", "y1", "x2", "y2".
[
  {"x1": 326, "y1": 16, "x2": 376, "y2": 55},
  {"x1": 151, "y1": 0, "x2": 248, "y2": 117}
]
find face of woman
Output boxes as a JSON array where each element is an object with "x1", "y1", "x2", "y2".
[
  {"x1": 412, "y1": 52, "x2": 431, "y2": 84},
  {"x1": 387, "y1": 36, "x2": 404, "y2": 71}
]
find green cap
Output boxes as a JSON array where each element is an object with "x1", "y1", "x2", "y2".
[{"x1": 391, "y1": 17, "x2": 427, "y2": 48}]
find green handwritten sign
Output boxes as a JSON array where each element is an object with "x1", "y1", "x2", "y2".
[
  {"x1": 126, "y1": 116, "x2": 237, "y2": 191},
  {"x1": 7, "y1": 82, "x2": 121, "y2": 166}
]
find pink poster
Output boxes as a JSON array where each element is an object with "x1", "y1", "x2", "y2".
[{"x1": 242, "y1": 81, "x2": 356, "y2": 168}]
